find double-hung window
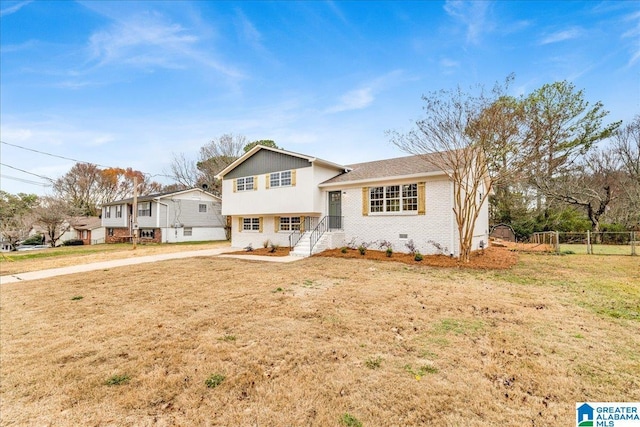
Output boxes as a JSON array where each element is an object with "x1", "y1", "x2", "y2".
[
  {"x1": 279, "y1": 217, "x2": 301, "y2": 231},
  {"x1": 115, "y1": 205, "x2": 122, "y2": 218},
  {"x1": 199, "y1": 204, "x2": 207, "y2": 213},
  {"x1": 369, "y1": 184, "x2": 418, "y2": 213},
  {"x1": 138, "y1": 202, "x2": 151, "y2": 217},
  {"x1": 270, "y1": 170, "x2": 292, "y2": 187},
  {"x1": 104, "y1": 207, "x2": 111, "y2": 218},
  {"x1": 243, "y1": 218, "x2": 260, "y2": 231},
  {"x1": 236, "y1": 176, "x2": 254, "y2": 191}
]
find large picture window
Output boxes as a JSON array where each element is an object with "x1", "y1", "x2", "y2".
[
  {"x1": 237, "y1": 176, "x2": 254, "y2": 191},
  {"x1": 279, "y1": 216, "x2": 301, "y2": 231},
  {"x1": 243, "y1": 218, "x2": 260, "y2": 231},
  {"x1": 270, "y1": 170, "x2": 292, "y2": 187},
  {"x1": 370, "y1": 184, "x2": 418, "y2": 213}
]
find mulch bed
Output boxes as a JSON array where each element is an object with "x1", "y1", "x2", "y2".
[
  {"x1": 314, "y1": 246, "x2": 518, "y2": 269},
  {"x1": 229, "y1": 245, "x2": 519, "y2": 269}
]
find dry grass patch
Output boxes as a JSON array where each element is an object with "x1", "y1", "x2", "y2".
[{"x1": 1, "y1": 253, "x2": 638, "y2": 426}]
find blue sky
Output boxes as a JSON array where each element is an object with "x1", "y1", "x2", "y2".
[{"x1": 1, "y1": 0, "x2": 638, "y2": 195}]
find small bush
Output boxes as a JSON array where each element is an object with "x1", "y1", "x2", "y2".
[
  {"x1": 357, "y1": 245, "x2": 366, "y2": 255},
  {"x1": 340, "y1": 246, "x2": 348, "y2": 254},
  {"x1": 263, "y1": 240, "x2": 270, "y2": 248},
  {"x1": 405, "y1": 239, "x2": 417, "y2": 255},
  {"x1": 414, "y1": 252, "x2": 423, "y2": 262},
  {"x1": 21, "y1": 234, "x2": 45, "y2": 245},
  {"x1": 340, "y1": 413, "x2": 363, "y2": 427},
  {"x1": 62, "y1": 239, "x2": 84, "y2": 246},
  {"x1": 105, "y1": 374, "x2": 130, "y2": 386},
  {"x1": 205, "y1": 373, "x2": 225, "y2": 389},
  {"x1": 386, "y1": 247, "x2": 393, "y2": 257}
]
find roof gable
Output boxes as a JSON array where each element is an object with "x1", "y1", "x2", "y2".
[{"x1": 216, "y1": 145, "x2": 347, "y2": 179}]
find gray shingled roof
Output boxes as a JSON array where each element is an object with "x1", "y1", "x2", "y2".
[{"x1": 321, "y1": 153, "x2": 445, "y2": 185}]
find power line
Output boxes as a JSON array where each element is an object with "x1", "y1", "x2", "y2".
[
  {"x1": 0, "y1": 174, "x2": 52, "y2": 187},
  {"x1": 0, "y1": 140, "x2": 110, "y2": 168},
  {"x1": 0, "y1": 163, "x2": 55, "y2": 182}
]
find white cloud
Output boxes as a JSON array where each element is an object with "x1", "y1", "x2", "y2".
[
  {"x1": 85, "y1": 11, "x2": 243, "y2": 78},
  {"x1": 326, "y1": 87, "x2": 374, "y2": 114},
  {"x1": 0, "y1": 0, "x2": 32, "y2": 17},
  {"x1": 443, "y1": 0, "x2": 493, "y2": 45},
  {"x1": 539, "y1": 27, "x2": 583, "y2": 45}
]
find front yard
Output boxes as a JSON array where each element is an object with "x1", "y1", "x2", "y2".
[{"x1": 1, "y1": 251, "x2": 638, "y2": 426}]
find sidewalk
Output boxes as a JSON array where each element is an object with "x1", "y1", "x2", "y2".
[{"x1": 0, "y1": 247, "x2": 302, "y2": 285}]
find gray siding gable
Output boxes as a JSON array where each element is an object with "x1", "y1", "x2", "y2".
[{"x1": 225, "y1": 150, "x2": 312, "y2": 179}]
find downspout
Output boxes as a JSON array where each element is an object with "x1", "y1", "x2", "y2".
[
  {"x1": 450, "y1": 180, "x2": 456, "y2": 257},
  {"x1": 156, "y1": 200, "x2": 170, "y2": 243}
]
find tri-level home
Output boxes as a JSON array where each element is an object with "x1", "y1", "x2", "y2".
[
  {"x1": 101, "y1": 188, "x2": 226, "y2": 243},
  {"x1": 216, "y1": 145, "x2": 489, "y2": 257}
]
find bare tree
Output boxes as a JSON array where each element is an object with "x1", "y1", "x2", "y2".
[
  {"x1": 539, "y1": 148, "x2": 620, "y2": 235},
  {"x1": 166, "y1": 153, "x2": 199, "y2": 189},
  {"x1": 389, "y1": 80, "x2": 519, "y2": 262},
  {"x1": 611, "y1": 115, "x2": 640, "y2": 228},
  {"x1": 197, "y1": 134, "x2": 248, "y2": 191},
  {"x1": 33, "y1": 197, "x2": 80, "y2": 247}
]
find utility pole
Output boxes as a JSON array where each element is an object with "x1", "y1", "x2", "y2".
[{"x1": 132, "y1": 175, "x2": 138, "y2": 250}]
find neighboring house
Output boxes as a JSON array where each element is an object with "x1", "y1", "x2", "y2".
[
  {"x1": 1, "y1": 241, "x2": 13, "y2": 252},
  {"x1": 101, "y1": 188, "x2": 226, "y2": 244},
  {"x1": 216, "y1": 145, "x2": 489, "y2": 257},
  {"x1": 70, "y1": 217, "x2": 105, "y2": 245}
]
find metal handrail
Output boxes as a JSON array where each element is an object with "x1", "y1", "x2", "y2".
[
  {"x1": 288, "y1": 217, "x2": 315, "y2": 249},
  {"x1": 309, "y1": 216, "x2": 343, "y2": 255}
]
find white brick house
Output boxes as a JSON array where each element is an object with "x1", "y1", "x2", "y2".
[{"x1": 216, "y1": 145, "x2": 489, "y2": 257}]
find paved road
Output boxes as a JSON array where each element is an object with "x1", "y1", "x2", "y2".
[{"x1": 0, "y1": 247, "x2": 302, "y2": 285}]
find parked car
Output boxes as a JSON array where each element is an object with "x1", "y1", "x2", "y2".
[{"x1": 15, "y1": 244, "x2": 49, "y2": 251}]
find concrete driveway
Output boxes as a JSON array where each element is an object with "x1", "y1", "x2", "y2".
[{"x1": 0, "y1": 247, "x2": 302, "y2": 285}]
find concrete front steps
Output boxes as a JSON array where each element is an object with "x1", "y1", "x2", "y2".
[{"x1": 289, "y1": 232, "x2": 330, "y2": 258}]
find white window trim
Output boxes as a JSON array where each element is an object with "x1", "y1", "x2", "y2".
[
  {"x1": 237, "y1": 176, "x2": 254, "y2": 191},
  {"x1": 242, "y1": 217, "x2": 261, "y2": 232},
  {"x1": 278, "y1": 216, "x2": 301, "y2": 232},
  {"x1": 369, "y1": 184, "x2": 419, "y2": 215},
  {"x1": 269, "y1": 170, "x2": 292, "y2": 188}
]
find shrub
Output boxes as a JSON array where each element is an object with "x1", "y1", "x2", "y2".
[
  {"x1": 21, "y1": 234, "x2": 45, "y2": 245},
  {"x1": 263, "y1": 240, "x2": 270, "y2": 248},
  {"x1": 386, "y1": 247, "x2": 393, "y2": 257},
  {"x1": 340, "y1": 247, "x2": 348, "y2": 254},
  {"x1": 269, "y1": 243, "x2": 279, "y2": 253},
  {"x1": 414, "y1": 252, "x2": 423, "y2": 262},
  {"x1": 357, "y1": 245, "x2": 366, "y2": 255},
  {"x1": 62, "y1": 239, "x2": 84, "y2": 246}
]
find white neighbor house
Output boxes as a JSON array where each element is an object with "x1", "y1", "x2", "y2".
[
  {"x1": 101, "y1": 188, "x2": 226, "y2": 244},
  {"x1": 216, "y1": 145, "x2": 489, "y2": 257}
]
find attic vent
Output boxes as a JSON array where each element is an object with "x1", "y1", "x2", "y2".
[{"x1": 399, "y1": 234, "x2": 408, "y2": 239}]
